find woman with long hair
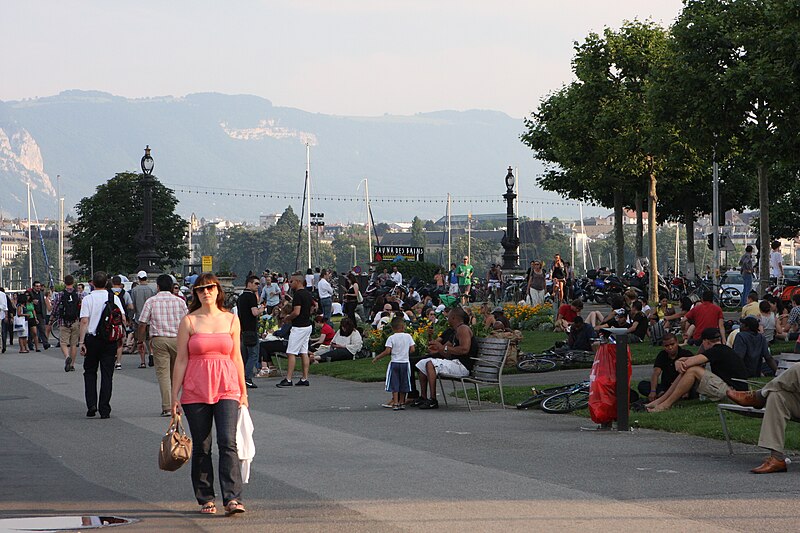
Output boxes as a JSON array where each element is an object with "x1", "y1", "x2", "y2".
[
  {"x1": 343, "y1": 273, "x2": 359, "y2": 325},
  {"x1": 171, "y1": 274, "x2": 248, "y2": 516}
]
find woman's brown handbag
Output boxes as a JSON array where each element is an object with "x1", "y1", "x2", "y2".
[{"x1": 158, "y1": 413, "x2": 192, "y2": 471}]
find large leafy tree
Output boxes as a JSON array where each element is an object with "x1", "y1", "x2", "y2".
[
  {"x1": 410, "y1": 216, "x2": 427, "y2": 248},
  {"x1": 70, "y1": 173, "x2": 188, "y2": 275}
]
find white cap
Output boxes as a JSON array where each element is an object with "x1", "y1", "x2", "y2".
[{"x1": 137, "y1": 270, "x2": 148, "y2": 279}]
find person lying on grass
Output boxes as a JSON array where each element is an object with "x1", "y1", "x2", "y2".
[{"x1": 646, "y1": 328, "x2": 748, "y2": 412}]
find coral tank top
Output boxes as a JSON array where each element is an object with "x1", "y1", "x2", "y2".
[{"x1": 180, "y1": 320, "x2": 241, "y2": 404}]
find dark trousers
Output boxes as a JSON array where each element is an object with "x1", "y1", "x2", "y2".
[
  {"x1": 182, "y1": 400, "x2": 242, "y2": 506},
  {"x1": 83, "y1": 335, "x2": 117, "y2": 416},
  {"x1": 407, "y1": 355, "x2": 425, "y2": 398},
  {"x1": 343, "y1": 301, "x2": 357, "y2": 325},
  {"x1": 1, "y1": 318, "x2": 6, "y2": 351},
  {"x1": 260, "y1": 339, "x2": 288, "y2": 365},
  {"x1": 321, "y1": 347, "x2": 354, "y2": 362},
  {"x1": 240, "y1": 339, "x2": 259, "y2": 381},
  {"x1": 37, "y1": 315, "x2": 49, "y2": 347},
  {"x1": 5, "y1": 316, "x2": 13, "y2": 346}
]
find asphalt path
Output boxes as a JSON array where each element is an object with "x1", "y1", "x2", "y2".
[{"x1": 1, "y1": 346, "x2": 799, "y2": 532}]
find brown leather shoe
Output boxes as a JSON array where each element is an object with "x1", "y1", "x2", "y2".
[
  {"x1": 751, "y1": 456, "x2": 787, "y2": 474},
  {"x1": 726, "y1": 389, "x2": 766, "y2": 409}
]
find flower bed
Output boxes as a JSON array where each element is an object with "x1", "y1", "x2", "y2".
[{"x1": 503, "y1": 302, "x2": 553, "y2": 331}]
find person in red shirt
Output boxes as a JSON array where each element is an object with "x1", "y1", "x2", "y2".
[
  {"x1": 684, "y1": 291, "x2": 725, "y2": 346},
  {"x1": 555, "y1": 299, "x2": 584, "y2": 332}
]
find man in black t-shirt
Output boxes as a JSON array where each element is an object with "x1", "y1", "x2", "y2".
[
  {"x1": 276, "y1": 273, "x2": 313, "y2": 388},
  {"x1": 646, "y1": 328, "x2": 748, "y2": 412},
  {"x1": 238, "y1": 276, "x2": 265, "y2": 388},
  {"x1": 626, "y1": 300, "x2": 649, "y2": 343},
  {"x1": 638, "y1": 333, "x2": 694, "y2": 401}
]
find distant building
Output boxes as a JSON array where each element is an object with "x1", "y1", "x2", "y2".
[{"x1": 259, "y1": 213, "x2": 281, "y2": 228}]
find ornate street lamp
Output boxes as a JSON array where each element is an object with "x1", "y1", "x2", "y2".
[
  {"x1": 135, "y1": 145, "x2": 161, "y2": 273},
  {"x1": 500, "y1": 166, "x2": 520, "y2": 270}
]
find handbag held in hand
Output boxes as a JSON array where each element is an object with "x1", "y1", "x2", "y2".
[{"x1": 159, "y1": 413, "x2": 192, "y2": 471}]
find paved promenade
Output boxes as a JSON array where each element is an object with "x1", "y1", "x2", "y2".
[{"x1": 1, "y1": 348, "x2": 799, "y2": 532}]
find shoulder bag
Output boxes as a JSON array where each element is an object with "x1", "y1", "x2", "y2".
[{"x1": 158, "y1": 413, "x2": 192, "y2": 471}]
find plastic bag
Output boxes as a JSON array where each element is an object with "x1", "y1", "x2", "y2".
[{"x1": 588, "y1": 343, "x2": 632, "y2": 424}]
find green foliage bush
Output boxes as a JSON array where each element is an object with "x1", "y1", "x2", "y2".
[{"x1": 372, "y1": 260, "x2": 440, "y2": 283}]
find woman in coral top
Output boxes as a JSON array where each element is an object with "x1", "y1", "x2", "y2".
[{"x1": 171, "y1": 273, "x2": 248, "y2": 516}]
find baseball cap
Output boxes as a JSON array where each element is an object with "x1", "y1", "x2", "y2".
[
  {"x1": 137, "y1": 270, "x2": 148, "y2": 279},
  {"x1": 614, "y1": 308, "x2": 626, "y2": 316},
  {"x1": 492, "y1": 306, "x2": 504, "y2": 314},
  {"x1": 700, "y1": 328, "x2": 722, "y2": 341}
]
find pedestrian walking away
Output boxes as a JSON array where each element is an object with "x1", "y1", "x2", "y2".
[
  {"x1": 49, "y1": 275, "x2": 83, "y2": 372},
  {"x1": 171, "y1": 273, "x2": 247, "y2": 516},
  {"x1": 131, "y1": 270, "x2": 157, "y2": 368},
  {"x1": 78, "y1": 271, "x2": 125, "y2": 419}
]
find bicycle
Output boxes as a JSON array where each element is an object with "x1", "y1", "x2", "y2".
[
  {"x1": 516, "y1": 383, "x2": 580, "y2": 409},
  {"x1": 516, "y1": 348, "x2": 595, "y2": 373},
  {"x1": 687, "y1": 278, "x2": 740, "y2": 308},
  {"x1": 539, "y1": 380, "x2": 590, "y2": 414}
]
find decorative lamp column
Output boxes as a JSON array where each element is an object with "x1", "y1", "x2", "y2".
[
  {"x1": 500, "y1": 166, "x2": 520, "y2": 270},
  {"x1": 135, "y1": 145, "x2": 161, "y2": 273}
]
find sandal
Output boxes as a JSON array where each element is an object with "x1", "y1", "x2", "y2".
[
  {"x1": 200, "y1": 502, "x2": 217, "y2": 514},
  {"x1": 138, "y1": 363, "x2": 147, "y2": 369},
  {"x1": 224, "y1": 500, "x2": 245, "y2": 516}
]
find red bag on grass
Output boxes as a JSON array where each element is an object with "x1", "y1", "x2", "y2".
[{"x1": 588, "y1": 343, "x2": 632, "y2": 424}]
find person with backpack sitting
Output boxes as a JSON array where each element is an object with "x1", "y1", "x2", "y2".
[
  {"x1": 48, "y1": 275, "x2": 83, "y2": 372},
  {"x1": 77, "y1": 271, "x2": 126, "y2": 419}
]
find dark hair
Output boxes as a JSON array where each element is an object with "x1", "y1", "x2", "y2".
[
  {"x1": 112, "y1": 275, "x2": 122, "y2": 285},
  {"x1": 93, "y1": 271, "x2": 109, "y2": 290},
  {"x1": 745, "y1": 245, "x2": 753, "y2": 253},
  {"x1": 610, "y1": 295, "x2": 624, "y2": 309},
  {"x1": 189, "y1": 273, "x2": 226, "y2": 313},
  {"x1": 748, "y1": 291, "x2": 759, "y2": 302},
  {"x1": 632, "y1": 300, "x2": 643, "y2": 311},
  {"x1": 339, "y1": 317, "x2": 355, "y2": 335},
  {"x1": 390, "y1": 316, "x2": 405, "y2": 330},
  {"x1": 449, "y1": 306, "x2": 469, "y2": 325},
  {"x1": 306, "y1": 268, "x2": 313, "y2": 275},
  {"x1": 64, "y1": 275, "x2": 75, "y2": 285},
  {"x1": 573, "y1": 315, "x2": 584, "y2": 326},
  {"x1": 793, "y1": 294, "x2": 800, "y2": 306},
  {"x1": 702, "y1": 290, "x2": 714, "y2": 303},
  {"x1": 33, "y1": 280, "x2": 41, "y2": 287},
  {"x1": 347, "y1": 273, "x2": 357, "y2": 284},
  {"x1": 741, "y1": 316, "x2": 760, "y2": 332},
  {"x1": 157, "y1": 274, "x2": 173, "y2": 292},
  {"x1": 772, "y1": 240, "x2": 781, "y2": 250},
  {"x1": 662, "y1": 332, "x2": 677, "y2": 343},
  {"x1": 17, "y1": 292, "x2": 28, "y2": 305},
  {"x1": 571, "y1": 299, "x2": 583, "y2": 309},
  {"x1": 759, "y1": 300, "x2": 771, "y2": 313},
  {"x1": 246, "y1": 275, "x2": 259, "y2": 285}
]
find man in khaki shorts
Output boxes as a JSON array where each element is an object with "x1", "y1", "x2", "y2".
[
  {"x1": 646, "y1": 327, "x2": 748, "y2": 412},
  {"x1": 48, "y1": 275, "x2": 83, "y2": 372}
]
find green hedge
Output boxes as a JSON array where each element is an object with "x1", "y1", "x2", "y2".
[{"x1": 372, "y1": 260, "x2": 440, "y2": 283}]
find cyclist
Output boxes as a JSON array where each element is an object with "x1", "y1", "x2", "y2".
[{"x1": 487, "y1": 264, "x2": 502, "y2": 304}]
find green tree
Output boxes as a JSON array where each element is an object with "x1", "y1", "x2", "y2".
[
  {"x1": 11, "y1": 237, "x2": 59, "y2": 287},
  {"x1": 70, "y1": 173, "x2": 188, "y2": 275},
  {"x1": 410, "y1": 216, "x2": 427, "y2": 248},
  {"x1": 196, "y1": 225, "x2": 218, "y2": 257},
  {"x1": 332, "y1": 226, "x2": 370, "y2": 273}
]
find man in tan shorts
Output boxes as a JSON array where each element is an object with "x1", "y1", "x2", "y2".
[
  {"x1": 646, "y1": 328, "x2": 748, "y2": 412},
  {"x1": 48, "y1": 275, "x2": 83, "y2": 372}
]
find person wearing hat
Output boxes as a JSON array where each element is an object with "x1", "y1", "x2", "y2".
[
  {"x1": 732, "y1": 316, "x2": 776, "y2": 377},
  {"x1": 130, "y1": 270, "x2": 157, "y2": 367},
  {"x1": 646, "y1": 327, "x2": 748, "y2": 412},
  {"x1": 491, "y1": 306, "x2": 510, "y2": 330}
]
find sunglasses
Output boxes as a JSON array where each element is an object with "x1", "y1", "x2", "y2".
[{"x1": 194, "y1": 284, "x2": 218, "y2": 293}]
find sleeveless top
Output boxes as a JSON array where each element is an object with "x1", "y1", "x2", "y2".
[
  {"x1": 552, "y1": 263, "x2": 565, "y2": 280},
  {"x1": 453, "y1": 324, "x2": 478, "y2": 371},
  {"x1": 180, "y1": 313, "x2": 242, "y2": 405}
]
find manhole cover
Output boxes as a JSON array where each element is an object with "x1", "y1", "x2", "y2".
[{"x1": 0, "y1": 516, "x2": 138, "y2": 531}]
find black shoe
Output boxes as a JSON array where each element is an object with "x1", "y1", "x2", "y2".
[
  {"x1": 43, "y1": 343, "x2": 50, "y2": 350},
  {"x1": 419, "y1": 399, "x2": 439, "y2": 410},
  {"x1": 100, "y1": 414, "x2": 110, "y2": 419},
  {"x1": 86, "y1": 408, "x2": 97, "y2": 417},
  {"x1": 296, "y1": 379, "x2": 309, "y2": 387},
  {"x1": 148, "y1": 355, "x2": 154, "y2": 367},
  {"x1": 410, "y1": 397, "x2": 428, "y2": 407},
  {"x1": 64, "y1": 358, "x2": 72, "y2": 372},
  {"x1": 276, "y1": 379, "x2": 293, "y2": 388},
  {"x1": 245, "y1": 380, "x2": 258, "y2": 389}
]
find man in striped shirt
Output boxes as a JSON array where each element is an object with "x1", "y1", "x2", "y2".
[{"x1": 137, "y1": 274, "x2": 188, "y2": 416}]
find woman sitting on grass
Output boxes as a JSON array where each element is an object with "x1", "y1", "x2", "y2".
[{"x1": 310, "y1": 317, "x2": 363, "y2": 363}]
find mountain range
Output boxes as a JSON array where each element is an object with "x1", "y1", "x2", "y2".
[{"x1": 0, "y1": 90, "x2": 583, "y2": 223}]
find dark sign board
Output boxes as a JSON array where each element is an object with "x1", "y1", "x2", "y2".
[{"x1": 373, "y1": 246, "x2": 425, "y2": 262}]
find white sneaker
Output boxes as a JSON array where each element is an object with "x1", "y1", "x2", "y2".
[{"x1": 255, "y1": 368, "x2": 271, "y2": 378}]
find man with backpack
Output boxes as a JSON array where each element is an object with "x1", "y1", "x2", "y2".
[
  {"x1": 78, "y1": 271, "x2": 126, "y2": 419},
  {"x1": 111, "y1": 275, "x2": 135, "y2": 370},
  {"x1": 48, "y1": 275, "x2": 83, "y2": 372}
]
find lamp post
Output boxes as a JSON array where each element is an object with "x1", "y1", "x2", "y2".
[
  {"x1": 350, "y1": 244, "x2": 357, "y2": 270},
  {"x1": 500, "y1": 166, "x2": 520, "y2": 270},
  {"x1": 136, "y1": 145, "x2": 161, "y2": 274}
]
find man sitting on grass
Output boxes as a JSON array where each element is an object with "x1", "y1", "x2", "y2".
[
  {"x1": 637, "y1": 333, "x2": 693, "y2": 402},
  {"x1": 555, "y1": 299, "x2": 583, "y2": 332},
  {"x1": 646, "y1": 328, "x2": 748, "y2": 412}
]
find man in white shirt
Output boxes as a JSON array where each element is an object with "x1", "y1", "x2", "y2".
[
  {"x1": 769, "y1": 240, "x2": 784, "y2": 282},
  {"x1": 78, "y1": 271, "x2": 125, "y2": 419},
  {"x1": 317, "y1": 269, "x2": 335, "y2": 325},
  {"x1": 0, "y1": 288, "x2": 8, "y2": 354},
  {"x1": 390, "y1": 266, "x2": 403, "y2": 286}
]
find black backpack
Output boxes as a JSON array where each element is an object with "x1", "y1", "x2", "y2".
[{"x1": 61, "y1": 290, "x2": 80, "y2": 323}]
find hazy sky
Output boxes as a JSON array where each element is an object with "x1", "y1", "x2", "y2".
[{"x1": 6, "y1": 0, "x2": 684, "y2": 118}]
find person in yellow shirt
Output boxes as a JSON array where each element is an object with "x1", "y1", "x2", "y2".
[{"x1": 741, "y1": 291, "x2": 760, "y2": 318}]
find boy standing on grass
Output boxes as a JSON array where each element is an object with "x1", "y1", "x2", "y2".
[{"x1": 373, "y1": 316, "x2": 415, "y2": 410}]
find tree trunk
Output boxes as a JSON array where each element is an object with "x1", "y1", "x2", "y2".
[
  {"x1": 635, "y1": 192, "x2": 644, "y2": 258},
  {"x1": 684, "y1": 204, "x2": 696, "y2": 279},
  {"x1": 614, "y1": 189, "x2": 625, "y2": 275},
  {"x1": 648, "y1": 166, "x2": 659, "y2": 304},
  {"x1": 758, "y1": 163, "x2": 770, "y2": 296}
]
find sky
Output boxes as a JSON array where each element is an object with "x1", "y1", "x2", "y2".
[{"x1": 5, "y1": 0, "x2": 685, "y2": 118}]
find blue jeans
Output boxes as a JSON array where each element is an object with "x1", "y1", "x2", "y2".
[
  {"x1": 319, "y1": 297, "x2": 332, "y2": 326},
  {"x1": 241, "y1": 339, "x2": 259, "y2": 381},
  {"x1": 182, "y1": 399, "x2": 242, "y2": 506},
  {"x1": 741, "y1": 273, "x2": 753, "y2": 307}
]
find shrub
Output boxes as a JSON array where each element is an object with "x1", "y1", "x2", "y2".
[{"x1": 371, "y1": 260, "x2": 440, "y2": 283}]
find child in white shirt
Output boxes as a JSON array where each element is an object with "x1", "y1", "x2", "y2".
[{"x1": 373, "y1": 316, "x2": 415, "y2": 410}]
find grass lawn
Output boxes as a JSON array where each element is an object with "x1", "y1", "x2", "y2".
[
  {"x1": 454, "y1": 381, "x2": 800, "y2": 450},
  {"x1": 307, "y1": 357, "x2": 390, "y2": 382}
]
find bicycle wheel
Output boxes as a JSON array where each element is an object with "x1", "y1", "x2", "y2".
[
  {"x1": 516, "y1": 357, "x2": 559, "y2": 373},
  {"x1": 567, "y1": 351, "x2": 596, "y2": 364},
  {"x1": 540, "y1": 389, "x2": 590, "y2": 413},
  {"x1": 516, "y1": 384, "x2": 574, "y2": 409},
  {"x1": 721, "y1": 287, "x2": 740, "y2": 308}
]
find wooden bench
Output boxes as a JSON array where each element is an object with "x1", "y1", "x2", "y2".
[{"x1": 437, "y1": 337, "x2": 511, "y2": 412}]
